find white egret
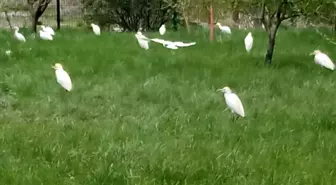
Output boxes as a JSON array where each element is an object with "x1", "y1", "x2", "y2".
[
  {"x1": 39, "y1": 30, "x2": 53, "y2": 41},
  {"x1": 159, "y1": 24, "x2": 166, "y2": 35},
  {"x1": 91, "y1": 23, "x2": 101, "y2": 36},
  {"x1": 216, "y1": 23, "x2": 231, "y2": 34},
  {"x1": 52, "y1": 63, "x2": 72, "y2": 91},
  {"x1": 151, "y1": 38, "x2": 196, "y2": 50},
  {"x1": 13, "y1": 26, "x2": 26, "y2": 42},
  {"x1": 135, "y1": 31, "x2": 150, "y2": 50},
  {"x1": 244, "y1": 32, "x2": 253, "y2": 53},
  {"x1": 310, "y1": 50, "x2": 335, "y2": 70},
  {"x1": 41, "y1": 25, "x2": 55, "y2": 36},
  {"x1": 217, "y1": 86, "x2": 245, "y2": 120}
]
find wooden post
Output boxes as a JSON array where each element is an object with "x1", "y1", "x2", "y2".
[
  {"x1": 56, "y1": 0, "x2": 61, "y2": 30},
  {"x1": 209, "y1": 4, "x2": 214, "y2": 41},
  {"x1": 172, "y1": 0, "x2": 178, "y2": 31}
]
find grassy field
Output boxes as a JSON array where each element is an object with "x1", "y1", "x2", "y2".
[{"x1": 0, "y1": 27, "x2": 336, "y2": 185}]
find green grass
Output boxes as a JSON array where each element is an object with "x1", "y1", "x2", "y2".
[{"x1": 0, "y1": 27, "x2": 336, "y2": 185}]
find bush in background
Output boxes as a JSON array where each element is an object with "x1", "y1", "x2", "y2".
[{"x1": 82, "y1": 0, "x2": 175, "y2": 31}]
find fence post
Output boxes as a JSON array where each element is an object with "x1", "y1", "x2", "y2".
[
  {"x1": 209, "y1": 4, "x2": 214, "y2": 41},
  {"x1": 56, "y1": 0, "x2": 61, "y2": 29}
]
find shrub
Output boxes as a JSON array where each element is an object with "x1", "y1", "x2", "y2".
[{"x1": 82, "y1": 0, "x2": 174, "y2": 31}]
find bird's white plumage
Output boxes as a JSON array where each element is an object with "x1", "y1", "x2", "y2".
[
  {"x1": 310, "y1": 50, "x2": 335, "y2": 70},
  {"x1": 53, "y1": 63, "x2": 72, "y2": 91},
  {"x1": 135, "y1": 31, "x2": 150, "y2": 50},
  {"x1": 159, "y1": 24, "x2": 166, "y2": 35},
  {"x1": 41, "y1": 25, "x2": 55, "y2": 36},
  {"x1": 151, "y1": 38, "x2": 196, "y2": 50},
  {"x1": 13, "y1": 26, "x2": 26, "y2": 42},
  {"x1": 244, "y1": 32, "x2": 253, "y2": 52},
  {"x1": 216, "y1": 23, "x2": 231, "y2": 34},
  {"x1": 91, "y1": 23, "x2": 101, "y2": 35},
  {"x1": 218, "y1": 87, "x2": 245, "y2": 117},
  {"x1": 39, "y1": 30, "x2": 53, "y2": 40}
]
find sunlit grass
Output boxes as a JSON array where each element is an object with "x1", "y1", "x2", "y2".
[{"x1": 0, "y1": 27, "x2": 336, "y2": 185}]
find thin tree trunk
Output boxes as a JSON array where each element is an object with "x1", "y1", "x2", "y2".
[
  {"x1": 172, "y1": 0, "x2": 178, "y2": 31},
  {"x1": 4, "y1": 11, "x2": 13, "y2": 30},
  {"x1": 265, "y1": 33, "x2": 275, "y2": 65},
  {"x1": 183, "y1": 13, "x2": 190, "y2": 33},
  {"x1": 32, "y1": 15, "x2": 38, "y2": 33},
  {"x1": 265, "y1": 25, "x2": 279, "y2": 65},
  {"x1": 231, "y1": 0, "x2": 239, "y2": 24}
]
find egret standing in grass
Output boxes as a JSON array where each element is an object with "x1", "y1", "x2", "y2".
[
  {"x1": 41, "y1": 25, "x2": 55, "y2": 36},
  {"x1": 91, "y1": 23, "x2": 101, "y2": 36},
  {"x1": 216, "y1": 23, "x2": 231, "y2": 34},
  {"x1": 217, "y1": 86, "x2": 245, "y2": 120},
  {"x1": 159, "y1": 24, "x2": 166, "y2": 35},
  {"x1": 13, "y1": 26, "x2": 26, "y2": 42},
  {"x1": 52, "y1": 63, "x2": 72, "y2": 92},
  {"x1": 135, "y1": 31, "x2": 150, "y2": 50},
  {"x1": 39, "y1": 30, "x2": 53, "y2": 41},
  {"x1": 310, "y1": 50, "x2": 335, "y2": 70},
  {"x1": 244, "y1": 32, "x2": 253, "y2": 53}
]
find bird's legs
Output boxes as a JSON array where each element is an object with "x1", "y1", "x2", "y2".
[{"x1": 231, "y1": 114, "x2": 239, "y2": 122}]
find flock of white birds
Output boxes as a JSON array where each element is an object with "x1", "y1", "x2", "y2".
[{"x1": 4, "y1": 22, "x2": 335, "y2": 120}]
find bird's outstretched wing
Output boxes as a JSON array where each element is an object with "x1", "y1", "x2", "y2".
[
  {"x1": 151, "y1": 38, "x2": 168, "y2": 45},
  {"x1": 173, "y1": 41, "x2": 196, "y2": 47}
]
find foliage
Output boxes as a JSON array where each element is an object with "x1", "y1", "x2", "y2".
[{"x1": 82, "y1": 0, "x2": 174, "y2": 31}]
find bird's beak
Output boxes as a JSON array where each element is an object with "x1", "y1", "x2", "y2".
[
  {"x1": 52, "y1": 65, "x2": 56, "y2": 69},
  {"x1": 309, "y1": 52, "x2": 314, "y2": 56},
  {"x1": 216, "y1": 89, "x2": 222, "y2": 92}
]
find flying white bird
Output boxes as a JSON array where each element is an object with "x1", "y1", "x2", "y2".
[
  {"x1": 151, "y1": 38, "x2": 196, "y2": 50},
  {"x1": 244, "y1": 32, "x2": 253, "y2": 53},
  {"x1": 13, "y1": 26, "x2": 26, "y2": 42},
  {"x1": 39, "y1": 30, "x2": 53, "y2": 41},
  {"x1": 91, "y1": 23, "x2": 101, "y2": 36},
  {"x1": 217, "y1": 86, "x2": 245, "y2": 119},
  {"x1": 135, "y1": 31, "x2": 150, "y2": 50},
  {"x1": 159, "y1": 24, "x2": 166, "y2": 35},
  {"x1": 310, "y1": 50, "x2": 335, "y2": 70},
  {"x1": 41, "y1": 25, "x2": 55, "y2": 36},
  {"x1": 216, "y1": 23, "x2": 231, "y2": 34},
  {"x1": 52, "y1": 63, "x2": 73, "y2": 91}
]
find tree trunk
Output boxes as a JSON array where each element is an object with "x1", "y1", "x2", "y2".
[
  {"x1": 232, "y1": 11, "x2": 239, "y2": 23},
  {"x1": 172, "y1": 0, "x2": 178, "y2": 31},
  {"x1": 32, "y1": 14, "x2": 38, "y2": 33},
  {"x1": 231, "y1": 0, "x2": 239, "y2": 24},
  {"x1": 265, "y1": 25, "x2": 279, "y2": 65},
  {"x1": 183, "y1": 14, "x2": 190, "y2": 33},
  {"x1": 4, "y1": 11, "x2": 13, "y2": 30}
]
